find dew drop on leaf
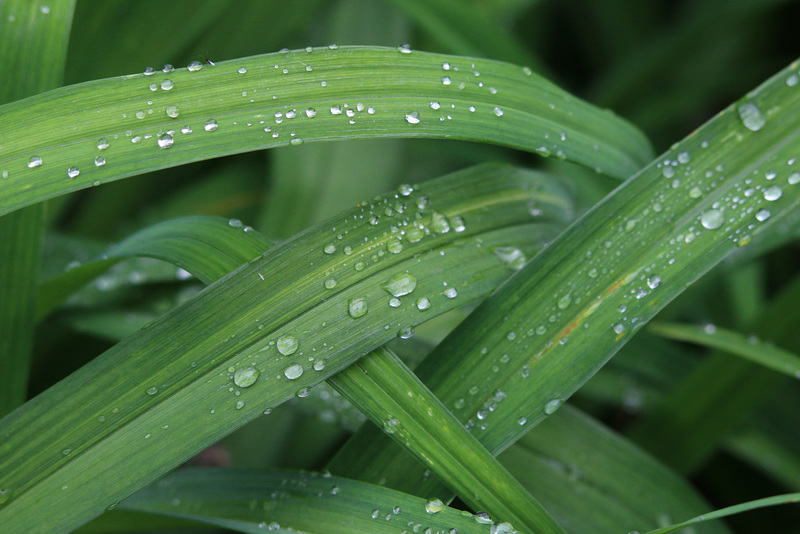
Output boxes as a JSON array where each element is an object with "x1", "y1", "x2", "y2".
[
  {"x1": 700, "y1": 209, "x2": 724, "y2": 230},
  {"x1": 157, "y1": 134, "x2": 174, "y2": 149},
  {"x1": 67, "y1": 167, "x2": 80, "y2": 179},
  {"x1": 381, "y1": 272, "x2": 417, "y2": 297},
  {"x1": 94, "y1": 156, "x2": 106, "y2": 167},
  {"x1": 204, "y1": 119, "x2": 218, "y2": 132},
  {"x1": 27, "y1": 156, "x2": 43, "y2": 168},
  {"x1": 277, "y1": 336, "x2": 298, "y2": 356},
  {"x1": 737, "y1": 101, "x2": 766, "y2": 131},
  {"x1": 405, "y1": 111, "x2": 420, "y2": 124},
  {"x1": 233, "y1": 367, "x2": 259, "y2": 388},
  {"x1": 416, "y1": 297, "x2": 431, "y2": 310},
  {"x1": 283, "y1": 364, "x2": 303, "y2": 380},
  {"x1": 544, "y1": 398, "x2": 563, "y2": 415},
  {"x1": 425, "y1": 499, "x2": 444, "y2": 514},
  {"x1": 348, "y1": 297, "x2": 368, "y2": 318}
]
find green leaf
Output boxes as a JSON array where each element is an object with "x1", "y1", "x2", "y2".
[
  {"x1": 639, "y1": 493, "x2": 800, "y2": 534},
  {"x1": 500, "y1": 405, "x2": 729, "y2": 534},
  {"x1": 118, "y1": 467, "x2": 500, "y2": 534},
  {"x1": 37, "y1": 215, "x2": 272, "y2": 320},
  {"x1": 329, "y1": 347, "x2": 564, "y2": 533},
  {"x1": 649, "y1": 322, "x2": 800, "y2": 379},
  {"x1": 0, "y1": 0, "x2": 75, "y2": 418},
  {"x1": 327, "y1": 58, "x2": 800, "y2": 499},
  {"x1": 0, "y1": 164, "x2": 565, "y2": 533},
  {"x1": 0, "y1": 46, "x2": 652, "y2": 217}
]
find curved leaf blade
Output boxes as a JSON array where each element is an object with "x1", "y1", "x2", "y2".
[{"x1": 0, "y1": 47, "x2": 652, "y2": 216}]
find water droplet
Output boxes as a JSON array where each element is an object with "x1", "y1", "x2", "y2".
[
  {"x1": 165, "y1": 105, "x2": 179, "y2": 118},
  {"x1": 161, "y1": 79, "x2": 173, "y2": 91},
  {"x1": 425, "y1": 499, "x2": 444, "y2": 514},
  {"x1": 234, "y1": 367, "x2": 259, "y2": 388},
  {"x1": 451, "y1": 215, "x2": 466, "y2": 232},
  {"x1": 647, "y1": 275, "x2": 662, "y2": 289},
  {"x1": 405, "y1": 226, "x2": 424, "y2": 243},
  {"x1": 235, "y1": 400, "x2": 245, "y2": 410},
  {"x1": 387, "y1": 240, "x2": 403, "y2": 254},
  {"x1": 324, "y1": 278, "x2": 336, "y2": 289},
  {"x1": 737, "y1": 101, "x2": 766, "y2": 131},
  {"x1": 493, "y1": 107, "x2": 504, "y2": 117},
  {"x1": 443, "y1": 287, "x2": 458, "y2": 299},
  {"x1": 97, "y1": 138, "x2": 109, "y2": 150},
  {"x1": 305, "y1": 107, "x2": 317, "y2": 118},
  {"x1": 557, "y1": 294, "x2": 572, "y2": 309},
  {"x1": 431, "y1": 211, "x2": 450, "y2": 233},
  {"x1": 494, "y1": 247, "x2": 526, "y2": 270},
  {"x1": 27, "y1": 156, "x2": 43, "y2": 168},
  {"x1": 94, "y1": 156, "x2": 106, "y2": 167},
  {"x1": 348, "y1": 297, "x2": 368, "y2": 318},
  {"x1": 146, "y1": 386, "x2": 158, "y2": 395},
  {"x1": 613, "y1": 323, "x2": 626, "y2": 334},
  {"x1": 677, "y1": 151, "x2": 690, "y2": 164},
  {"x1": 181, "y1": 126, "x2": 192, "y2": 134},
  {"x1": 290, "y1": 138, "x2": 304, "y2": 146},
  {"x1": 323, "y1": 243, "x2": 336, "y2": 254},
  {"x1": 397, "y1": 43, "x2": 413, "y2": 54},
  {"x1": 544, "y1": 398, "x2": 563, "y2": 415},
  {"x1": 313, "y1": 359, "x2": 326, "y2": 371},
  {"x1": 405, "y1": 111, "x2": 420, "y2": 124},
  {"x1": 383, "y1": 418, "x2": 400, "y2": 434},
  {"x1": 398, "y1": 326, "x2": 414, "y2": 339},
  {"x1": 788, "y1": 172, "x2": 800, "y2": 185},
  {"x1": 416, "y1": 297, "x2": 431, "y2": 310},
  {"x1": 143, "y1": 67, "x2": 155, "y2": 76},
  {"x1": 755, "y1": 209, "x2": 771, "y2": 222},
  {"x1": 67, "y1": 167, "x2": 80, "y2": 179},
  {"x1": 162, "y1": 64, "x2": 174, "y2": 73},
  {"x1": 204, "y1": 119, "x2": 218, "y2": 132},
  {"x1": 157, "y1": 134, "x2": 174, "y2": 149},
  {"x1": 700, "y1": 209, "x2": 724, "y2": 230},
  {"x1": 284, "y1": 364, "x2": 303, "y2": 380},
  {"x1": 474, "y1": 512, "x2": 493, "y2": 524},
  {"x1": 661, "y1": 166, "x2": 675, "y2": 178},
  {"x1": 277, "y1": 336, "x2": 298, "y2": 356},
  {"x1": 442, "y1": 76, "x2": 452, "y2": 85},
  {"x1": 382, "y1": 272, "x2": 417, "y2": 297},
  {"x1": 187, "y1": 61, "x2": 203, "y2": 72},
  {"x1": 764, "y1": 185, "x2": 782, "y2": 201}
]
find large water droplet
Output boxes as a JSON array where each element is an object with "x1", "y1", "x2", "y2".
[
  {"x1": 737, "y1": 101, "x2": 766, "y2": 132},
  {"x1": 348, "y1": 297, "x2": 368, "y2": 318},
  {"x1": 425, "y1": 499, "x2": 444, "y2": 514},
  {"x1": 277, "y1": 335, "x2": 298, "y2": 356},
  {"x1": 284, "y1": 364, "x2": 303, "y2": 380},
  {"x1": 700, "y1": 209, "x2": 724, "y2": 230},
  {"x1": 494, "y1": 247, "x2": 526, "y2": 270},
  {"x1": 165, "y1": 105, "x2": 180, "y2": 118},
  {"x1": 234, "y1": 367, "x2": 259, "y2": 388},
  {"x1": 67, "y1": 167, "x2": 80, "y2": 179},
  {"x1": 544, "y1": 398, "x2": 563, "y2": 415},
  {"x1": 204, "y1": 119, "x2": 218, "y2": 132},
  {"x1": 157, "y1": 134, "x2": 174, "y2": 149},
  {"x1": 161, "y1": 79, "x2": 173, "y2": 91},
  {"x1": 381, "y1": 272, "x2": 417, "y2": 297},
  {"x1": 764, "y1": 185, "x2": 782, "y2": 201},
  {"x1": 405, "y1": 111, "x2": 420, "y2": 124},
  {"x1": 27, "y1": 156, "x2": 43, "y2": 168},
  {"x1": 97, "y1": 138, "x2": 109, "y2": 150}
]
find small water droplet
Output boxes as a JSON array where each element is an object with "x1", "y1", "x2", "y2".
[
  {"x1": 181, "y1": 126, "x2": 192, "y2": 134},
  {"x1": 416, "y1": 297, "x2": 431, "y2": 310},
  {"x1": 187, "y1": 61, "x2": 203, "y2": 72},
  {"x1": 162, "y1": 64, "x2": 174, "y2": 73},
  {"x1": 94, "y1": 156, "x2": 106, "y2": 167},
  {"x1": 323, "y1": 243, "x2": 336, "y2": 254},
  {"x1": 613, "y1": 323, "x2": 626, "y2": 334},
  {"x1": 324, "y1": 278, "x2": 336, "y2": 289},
  {"x1": 450, "y1": 215, "x2": 466, "y2": 232},
  {"x1": 277, "y1": 335, "x2": 298, "y2": 356},
  {"x1": 788, "y1": 172, "x2": 800, "y2": 185},
  {"x1": 143, "y1": 67, "x2": 155, "y2": 76},
  {"x1": 146, "y1": 386, "x2": 158, "y2": 396},
  {"x1": 493, "y1": 107, "x2": 504, "y2": 117},
  {"x1": 442, "y1": 76, "x2": 452, "y2": 86},
  {"x1": 443, "y1": 287, "x2": 458, "y2": 299},
  {"x1": 67, "y1": 167, "x2": 80, "y2": 179},
  {"x1": 737, "y1": 101, "x2": 766, "y2": 132},
  {"x1": 161, "y1": 79, "x2": 173, "y2": 91},
  {"x1": 234, "y1": 367, "x2": 260, "y2": 388},
  {"x1": 27, "y1": 156, "x2": 43, "y2": 168},
  {"x1": 313, "y1": 360, "x2": 326, "y2": 371},
  {"x1": 204, "y1": 119, "x2": 218, "y2": 132},
  {"x1": 647, "y1": 275, "x2": 662, "y2": 289},
  {"x1": 398, "y1": 326, "x2": 414, "y2": 339},
  {"x1": 382, "y1": 272, "x2": 417, "y2": 297},
  {"x1": 405, "y1": 111, "x2": 420, "y2": 124},
  {"x1": 157, "y1": 133, "x2": 174, "y2": 149},
  {"x1": 557, "y1": 294, "x2": 572, "y2": 309},
  {"x1": 305, "y1": 107, "x2": 317, "y2": 118},
  {"x1": 290, "y1": 138, "x2": 304, "y2": 145},
  {"x1": 397, "y1": 43, "x2": 413, "y2": 54},
  {"x1": 97, "y1": 138, "x2": 109, "y2": 150},
  {"x1": 544, "y1": 398, "x2": 563, "y2": 415},
  {"x1": 700, "y1": 209, "x2": 724, "y2": 230},
  {"x1": 165, "y1": 105, "x2": 179, "y2": 118},
  {"x1": 348, "y1": 297, "x2": 368, "y2": 318},
  {"x1": 284, "y1": 364, "x2": 303, "y2": 380},
  {"x1": 425, "y1": 499, "x2": 444, "y2": 514},
  {"x1": 235, "y1": 400, "x2": 245, "y2": 410},
  {"x1": 387, "y1": 240, "x2": 403, "y2": 254}
]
